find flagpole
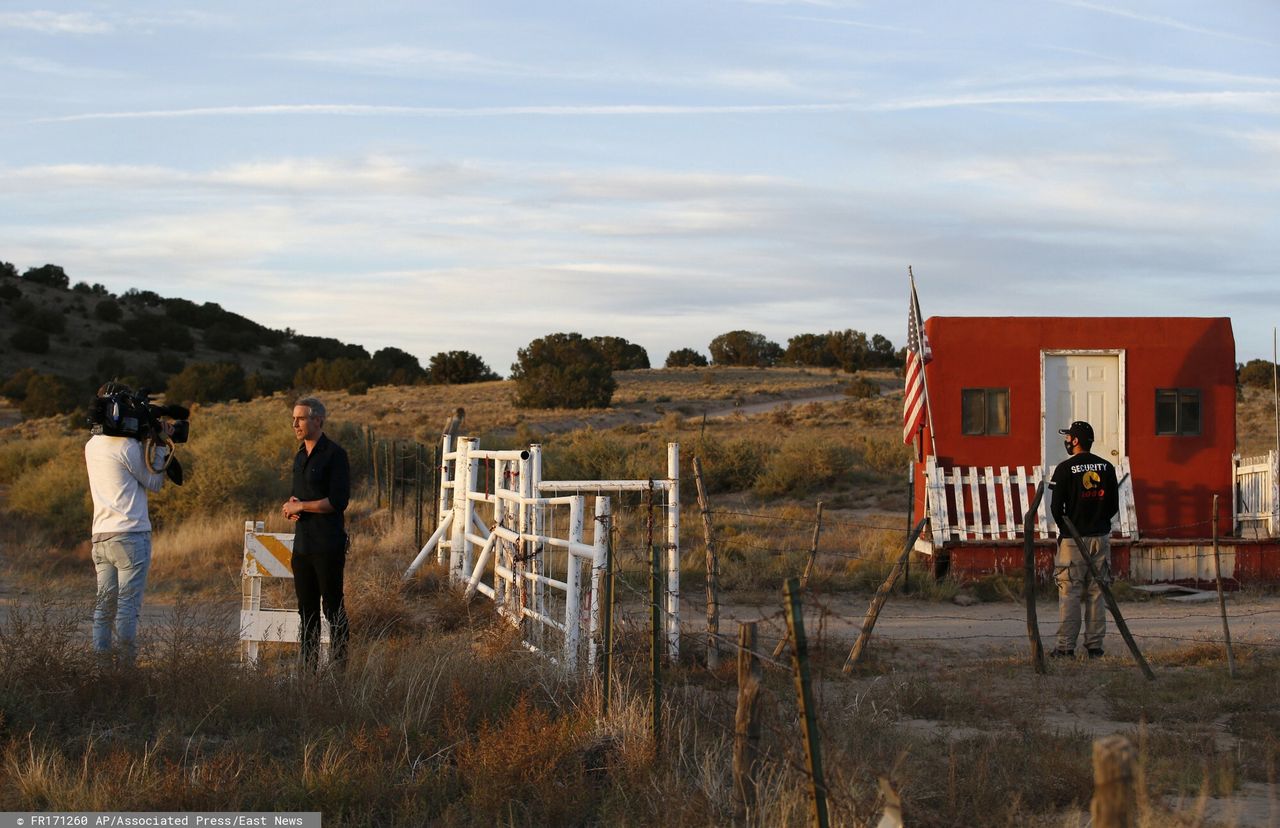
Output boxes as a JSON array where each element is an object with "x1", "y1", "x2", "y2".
[{"x1": 909, "y1": 266, "x2": 939, "y2": 460}]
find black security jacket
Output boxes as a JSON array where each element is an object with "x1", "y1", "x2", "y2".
[{"x1": 1050, "y1": 451, "x2": 1119, "y2": 538}]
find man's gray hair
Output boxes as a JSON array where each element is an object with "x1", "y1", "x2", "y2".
[{"x1": 294, "y1": 397, "x2": 326, "y2": 419}]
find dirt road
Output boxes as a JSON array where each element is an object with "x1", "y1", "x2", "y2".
[{"x1": 714, "y1": 591, "x2": 1280, "y2": 662}]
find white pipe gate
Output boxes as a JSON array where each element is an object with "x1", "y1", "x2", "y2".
[{"x1": 405, "y1": 435, "x2": 681, "y2": 668}]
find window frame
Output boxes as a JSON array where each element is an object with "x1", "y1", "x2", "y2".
[
  {"x1": 961, "y1": 387, "x2": 1010, "y2": 436},
  {"x1": 1155, "y1": 387, "x2": 1201, "y2": 436}
]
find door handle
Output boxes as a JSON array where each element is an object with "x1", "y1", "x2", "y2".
[{"x1": 1110, "y1": 450, "x2": 1118, "y2": 456}]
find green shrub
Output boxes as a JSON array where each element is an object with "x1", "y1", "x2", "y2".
[
  {"x1": 1, "y1": 368, "x2": 38, "y2": 401},
  {"x1": 753, "y1": 432, "x2": 857, "y2": 497},
  {"x1": 21, "y1": 263, "x2": 70, "y2": 289},
  {"x1": 510, "y1": 333, "x2": 615, "y2": 409},
  {"x1": 10, "y1": 326, "x2": 49, "y2": 354},
  {"x1": 852, "y1": 433, "x2": 912, "y2": 475},
  {"x1": 149, "y1": 405, "x2": 296, "y2": 523},
  {"x1": 1240, "y1": 359, "x2": 1277, "y2": 388},
  {"x1": 427, "y1": 350, "x2": 498, "y2": 384},
  {"x1": 94, "y1": 299, "x2": 122, "y2": 323},
  {"x1": 0, "y1": 435, "x2": 76, "y2": 484},
  {"x1": 6, "y1": 445, "x2": 92, "y2": 539},
  {"x1": 541, "y1": 428, "x2": 636, "y2": 481},
  {"x1": 694, "y1": 435, "x2": 771, "y2": 493},
  {"x1": 708, "y1": 330, "x2": 782, "y2": 367},
  {"x1": 843, "y1": 376, "x2": 880, "y2": 399},
  {"x1": 19, "y1": 374, "x2": 79, "y2": 418},
  {"x1": 166, "y1": 362, "x2": 246, "y2": 405},
  {"x1": 589, "y1": 336, "x2": 649, "y2": 370},
  {"x1": 664, "y1": 347, "x2": 708, "y2": 368},
  {"x1": 294, "y1": 358, "x2": 376, "y2": 392}
]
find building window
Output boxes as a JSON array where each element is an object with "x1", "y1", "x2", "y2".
[
  {"x1": 961, "y1": 388, "x2": 1009, "y2": 436},
  {"x1": 1155, "y1": 388, "x2": 1201, "y2": 436}
]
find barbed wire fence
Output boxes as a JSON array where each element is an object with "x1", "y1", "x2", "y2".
[
  {"x1": 577, "y1": 453, "x2": 1277, "y2": 826},
  {"x1": 381, "y1": 435, "x2": 1273, "y2": 826}
]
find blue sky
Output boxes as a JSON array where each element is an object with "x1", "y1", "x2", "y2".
[{"x1": 2, "y1": 1, "x2": 1278, "y2": 372}]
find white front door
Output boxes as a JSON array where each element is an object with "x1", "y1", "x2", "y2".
[{"x1": 1043, "y1": 352, "x2": 1123, "y2": 467}]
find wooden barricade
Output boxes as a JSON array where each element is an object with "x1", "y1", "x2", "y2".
[{"x1": 240, "y1": 520, "x2": 329, "y2": 665}]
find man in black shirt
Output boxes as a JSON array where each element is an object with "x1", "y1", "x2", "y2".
[
  {"x1": 282, "y1": 396, "x2": 350, "y2": 669},
  {"x1": 1049, "y1": 420, "x2": 1119, "y2": 659}
]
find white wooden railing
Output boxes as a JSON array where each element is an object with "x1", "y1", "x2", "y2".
[
  {"x1": 922, "y1": 457, "x2": 1138, "y2": 548},
  {"x1": 1235, "y1": 450, "x2": 1279, "y2": 538}
]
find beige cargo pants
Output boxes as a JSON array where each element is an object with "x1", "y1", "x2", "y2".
[{"x1": 1054, "y1": 535, "x2": 1111, "y2": 653}]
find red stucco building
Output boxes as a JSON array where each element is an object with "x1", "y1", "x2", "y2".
[{"x1": 911, "y1": 317, "x2": 1279, "y2": 583}]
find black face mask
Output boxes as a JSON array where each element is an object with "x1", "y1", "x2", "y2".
[{"x1": 1063, "y1": 439, "x2": 1075, "y2": 455}]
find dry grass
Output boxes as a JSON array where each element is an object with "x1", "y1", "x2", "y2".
[{"x1": 3, "y1": 372, "x2": 1280, "y2": 824}]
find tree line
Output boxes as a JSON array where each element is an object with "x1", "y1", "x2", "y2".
[{"x1": 0, "y1": 260, "x2": 903, "y2": 418}]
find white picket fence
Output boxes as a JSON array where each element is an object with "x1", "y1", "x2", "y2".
[
  {"x1": 405, "y1": 435, "x2": 681, "y2": 669},
  {"x1": 1235, "y1": 450, "x2": 1279, "y2": 538},
  {"x1": 922, "y1": 457, "x2": 1139, "y2": 547}
]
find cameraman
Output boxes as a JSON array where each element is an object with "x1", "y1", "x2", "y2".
[{"x1": 84, "y1": 382, "x2": 175, "y2": 665}]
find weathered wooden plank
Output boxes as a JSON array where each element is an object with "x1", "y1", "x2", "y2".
[
  {"x1": 1038, "y1": 465, "x2": 1056, "y2": 539},
  {"x1": 968, "y1": 467, "x2": 982, "y2": 540},
  {"x1": 1000, "y1": 465, "x2": 1017, "y2": 540},
  {"x1": 1012, "y1": 466, "x2": 1029, "y2": 539}
]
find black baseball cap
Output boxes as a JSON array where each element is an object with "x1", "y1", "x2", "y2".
[{"x1": 1058, "y1": 421, "x2": 1094, "y2": 441}]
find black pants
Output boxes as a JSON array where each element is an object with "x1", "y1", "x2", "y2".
[{"x1": 292, "y1": 548, "x2": 349, "y2": 669}]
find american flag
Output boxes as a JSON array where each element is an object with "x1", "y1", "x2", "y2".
[{"x1": 902, "y1": 272, "x2": 932, "y2": 444}]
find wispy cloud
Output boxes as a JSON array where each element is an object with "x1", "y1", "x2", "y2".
[
  {"x1": 38, "y1": 85, "x2": 1280, "y2": 125},
  {"x1": 783, "y1": 15, "x2": 923, "y2": 35},
  {"x1": 1054, "y1": 0, "x2": 1276, "y2": 47},
  {"x1": 875, "y1": 87, "x2": 1280, "y2": 114},
  {"x1": 0, "y1": 10, "x2": 112, "y2": 34},
  {"x1": 275, "y1": 45, "x2": 517, "y2": 77},
  {"x1": 2, "y1": 54, "x2": 129, "y2": 78},
  {"x1": 36, "y1": 101, "x2": 863, "y2": 123}
]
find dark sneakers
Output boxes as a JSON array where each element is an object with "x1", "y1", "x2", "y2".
[
  {"x1": 1087, "y1": 648, "x2": 1105, "y2": 659},
  {"x1": 1049, "y1": 649, "x2": 1075, "y2": 658}
]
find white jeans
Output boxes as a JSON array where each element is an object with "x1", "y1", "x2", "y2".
[
  {"x1": 92, "y1": 532, "x2": 152, "y2": 663},
  {"x1": 1054, "y1": 535, "x2": 1110, "y2": 652}
]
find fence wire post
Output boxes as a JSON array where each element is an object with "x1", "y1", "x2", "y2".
[
  {"x1": 1212, "y1": 494, "x2": 1238, "y2": 678},
  {"x1": 651, "y1": 541, "x2": 663, "y2": 756},
  {"x1": 1024, "y1": 480, "x2": 1047, "y2": 674},
  {"x1": 844, "y1": 518, "x2": 928, "y2": 673},
  {"x1": 733, "y1": 622, "x2": 763, "y2": 819},
  {"x1": 692, "y1": 456, "x2": 720, "y2": 670},
  {"x1": 774, "y1": 500, "x2": 825, "y2": 659},
  {"x1": 783, "y1": 577, "x2": 829, "y2": 828}
]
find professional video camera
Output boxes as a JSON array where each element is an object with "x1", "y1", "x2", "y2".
[
  {"x1": 87, "y1": 386, "x2": 190, "y2": 443},
  {"x1": 86, "y1": 384, "x2": 191, "y2": 484}
]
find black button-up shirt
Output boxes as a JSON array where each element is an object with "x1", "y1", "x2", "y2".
[{"x1": 291, "y1": 433, "x2": 350, "y2": 556}]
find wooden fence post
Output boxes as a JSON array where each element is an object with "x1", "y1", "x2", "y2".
[
  {"x1": 372, "y1": 436, "x2": 381, "y2": 509},
  {"x1": 1212, "y1": 494, "x2": 1238, "y2": 678},
  {"x1": 1091, "y1": 735, "x2": 1136, "y2": 828},
  {"x1": 733, "y1": 622, "x2": 763, "y2": 818},
  {"x1": 783, "y1": 577, "x2": 829, "y2": 828},
  {"x1": 1061, "y1": 516, "x2": 1155, "y2": 681},
  {"x1": 773, "y1": 501, "x2": 825, "y2": 658},
  {"x1": 844, "y1": 518, "x2": 928, "y2": 673},
  {"x1": 1024, "y1": 480, "x2": 1047, "y2": 675},
  {"x1": 692, "y1": 457, "x2": 721, "y2": 670}
]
